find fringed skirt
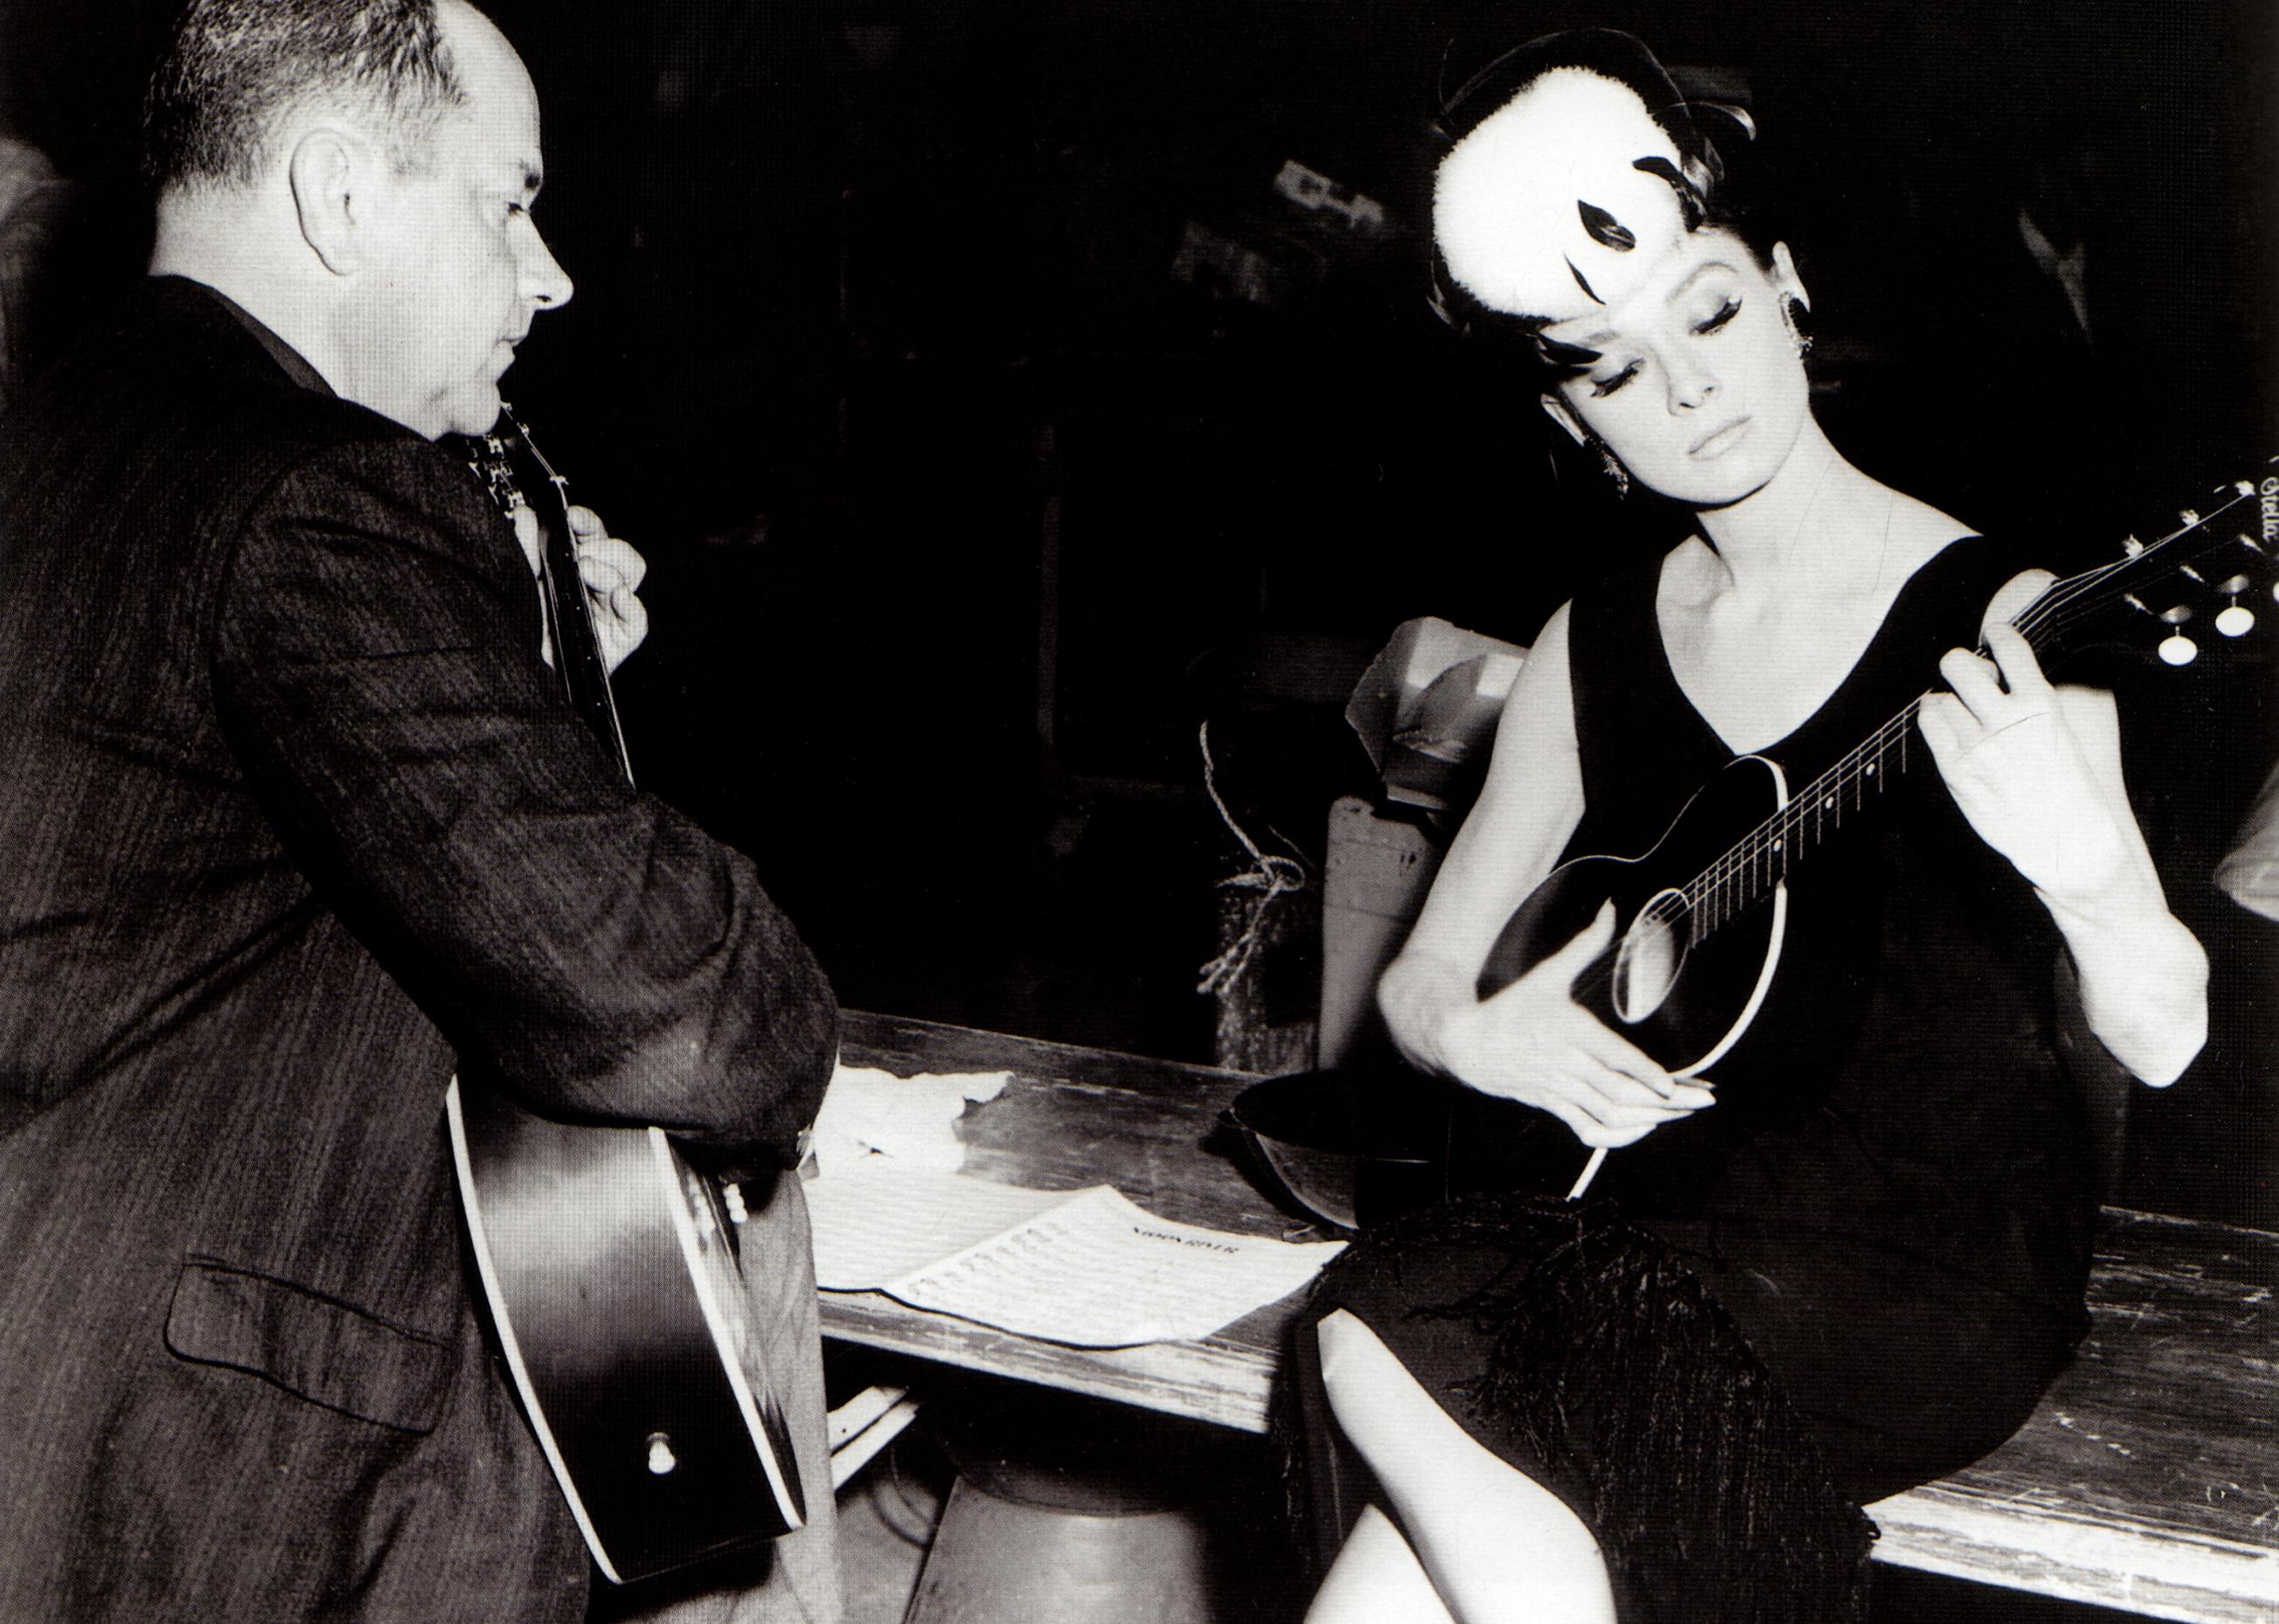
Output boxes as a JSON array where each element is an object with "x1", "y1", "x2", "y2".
[{"x1": 1282, "y1": 1194, "x2": 1879, "y2": 1624}]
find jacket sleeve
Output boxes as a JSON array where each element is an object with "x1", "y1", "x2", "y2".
[{"x1": 208, "y1": 434, "x2": 836, "y2": 1165}]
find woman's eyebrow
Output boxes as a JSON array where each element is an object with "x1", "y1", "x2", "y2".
[
  {"x1": 1668, "y1": 261, "x2": 1737, "y2": 302},
  {"x1": 1537, "y1": 334, "x2": 1605, "y2": 366}
]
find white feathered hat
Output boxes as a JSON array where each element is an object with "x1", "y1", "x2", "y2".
[{"x1": 1432, "y1": 36, "x2": 1734, "y2": 328}]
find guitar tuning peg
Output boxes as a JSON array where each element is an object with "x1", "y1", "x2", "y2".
[
  {"x1": 2215, "y1": 574, "x2": 2256, "y2": 638},
  {"x1": 2122, "y1": 535, "x2": 2145, "y2": 557},
  {"x1": 2137, "y1": 598, "x2": 2200, "y2": 664},
  {"x1": 2179, "y1": 509, "x2": 2202, "y2": 527}
]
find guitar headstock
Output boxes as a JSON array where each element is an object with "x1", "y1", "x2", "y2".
[
  {"x1": 2022, "y1": 460, "x2": 2276, "y2": 677},
  {"x1": 452, "y1": 406, "x2": 566, "y2": 531}
]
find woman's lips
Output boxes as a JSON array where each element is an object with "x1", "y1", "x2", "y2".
[{"x1": 1690, "y1": 417, "x2": 1752, "y2": 458}]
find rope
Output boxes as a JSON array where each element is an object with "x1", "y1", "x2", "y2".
[{"x1": 1194, "y1": 720, "x2": 1311, "y2": 996}]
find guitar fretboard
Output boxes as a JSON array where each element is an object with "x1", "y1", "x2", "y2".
[{"x1": 1651, "y1": 480, "x2": 2262, "y2": 946}]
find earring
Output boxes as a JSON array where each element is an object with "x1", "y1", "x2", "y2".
[
  {"x1": 1782, "y1": 297, "x2": 1814, "y2": 359},
  {"x1": 1596, "y1": 441, "x2": 1630, "y2": 499}
]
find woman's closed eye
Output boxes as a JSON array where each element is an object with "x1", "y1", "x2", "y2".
[
  {"x1": 1693, "y1": 297, "x2": 1741, "y2": 335},
  {"x1": 1588, "y1": 360, "x2": 1643, "y2": 397}
]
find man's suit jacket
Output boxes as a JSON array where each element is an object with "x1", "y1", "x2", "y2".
[{"x1": 0, "y1": 277, "x2": 838, "y2": 1621}]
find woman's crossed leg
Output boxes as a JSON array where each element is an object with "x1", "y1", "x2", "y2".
[{"x1": 1306, "y1": 1308, "x2": 1616, "y2": 1624}]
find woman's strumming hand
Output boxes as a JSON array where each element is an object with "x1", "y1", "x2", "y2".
[{"x1": 1430, "y1": 902, "x2": 1714, "y2": 1148}]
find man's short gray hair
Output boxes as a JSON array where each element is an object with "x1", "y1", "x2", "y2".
[{"x1": 142, "y1": 0, "x2": 467, "y2": 191}]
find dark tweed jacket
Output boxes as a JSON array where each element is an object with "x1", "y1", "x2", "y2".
[{"x1": 0, "y1": 276, "x2": 838, "y2": 1621}]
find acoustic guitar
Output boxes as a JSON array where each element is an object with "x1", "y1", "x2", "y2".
[
  {"x1": 442, "y1": 413, "x2": 805, "y2": 1585},
  {"x1": 1476, "y1": 467, "x2": 2274, "y2": 1190}
]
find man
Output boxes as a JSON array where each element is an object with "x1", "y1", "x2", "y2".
[{"x1": 0, "y1": 2, "x2": 842, "y2": 1618}]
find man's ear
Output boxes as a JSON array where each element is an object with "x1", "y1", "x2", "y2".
[
  {"x1": 288, "y1": 128, "x2": 368, "y2": 276},
  {"x1": 1539, "y1": 392, "x2": 1588, "y2": 448}
]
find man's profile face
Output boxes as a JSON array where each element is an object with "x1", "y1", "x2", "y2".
[{"x1": 344, "y1": 3, "x2": 571, "y2": 440}]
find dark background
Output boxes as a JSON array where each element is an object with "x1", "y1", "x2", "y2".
[{"x1": 3, "y1": 0, "x2": 2273, "y2": 1229}]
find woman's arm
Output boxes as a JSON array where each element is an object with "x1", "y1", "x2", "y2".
[
  {"x1": 2038, "y1": 683, "x2": 2209, "y2": 1085},
  {"x1": 1919, "y1": 576, "x2": 2209, "y2": 1086},
  {"x1": 1379, "y1": 603, "x2": 1587, "y2": 1059},
  {"x1": 1378, "y1": 604, "x2": 1714, "y2": 1146}
]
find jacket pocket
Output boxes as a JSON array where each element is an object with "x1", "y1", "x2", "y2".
[{"x1": 164, "y1": 1256, "x2": 452, "y2": 1434}]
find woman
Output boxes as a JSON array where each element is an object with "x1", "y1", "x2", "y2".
[{"x1": 1291, "y1": 31, "x2": 2206, "y2": 1624}]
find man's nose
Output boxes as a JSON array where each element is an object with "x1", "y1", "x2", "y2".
[{"x1": 525, "y1": 231, "x2": 573, "y2": 310}]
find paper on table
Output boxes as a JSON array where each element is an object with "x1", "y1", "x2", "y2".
[
  {"x1": 809, "y1": 1160, "x2": 1344, "y2": 1348},
  {"x1": 809, "y1": 1162, "x2": 1071, "y2": 1287},
  {"x1": 807, "y1": 1064, "x2": 1011, "y2": 1177}
]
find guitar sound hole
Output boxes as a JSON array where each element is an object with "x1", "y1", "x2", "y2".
[{"x1": 1611, "y1": 897, "x2": 1685, "y2": 1024}]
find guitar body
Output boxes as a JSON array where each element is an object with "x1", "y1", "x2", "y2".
[
  {"x1": 441, "y1": 413, "x2": 804, "y2": 1583},
  {"x1": 446, "y1": 1082, "x2": 804, "y2": 1584},
  {"x1": 1478, "y1": 753, "x2": 1790, "y2": 1079}
]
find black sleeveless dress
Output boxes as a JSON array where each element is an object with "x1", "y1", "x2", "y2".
[{"x1": 1288, "y1": 539, "x2": 2095, "y2": 1622}]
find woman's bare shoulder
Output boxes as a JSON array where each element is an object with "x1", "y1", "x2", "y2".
[{"x1": 1886, "y1": 492, "x2": 1981, "y2": 560}]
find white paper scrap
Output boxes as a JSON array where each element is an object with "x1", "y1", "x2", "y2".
[
  {"x1": 809, "y1": 1161, "x2": 1344, "y2": 1348},
  {"x1": 808, "y1": 1064, "x2": 1011, "y2": 1177}
]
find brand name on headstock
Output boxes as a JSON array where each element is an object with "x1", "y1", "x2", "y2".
[{"x1": 2262, "y1": 475, "x2": 2278, "y2": 543}]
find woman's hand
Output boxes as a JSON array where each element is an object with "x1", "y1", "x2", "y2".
[
  {"x1": 1414, "y1": 903, "x2": 1715, "y2": 1148},
  {"x1": 1918, "y1": 574, "x2": 2130, "y2": 911},
  {"x1": 1920, "y1": 572, "x2": 2207, "y2": 1086},
  {"x1": 510, "y1": 502, "x2": 650, "y2": 673}
]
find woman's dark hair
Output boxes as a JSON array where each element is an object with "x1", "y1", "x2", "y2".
[
  {"x1": 1426, "y1": 28, "x2": 1782, "y2": 360},
  {"x1": 142, "y1": 0, "x2": 464, "y2": 191}
]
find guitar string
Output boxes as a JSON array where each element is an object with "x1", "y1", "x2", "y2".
[
  {"x1": 1559, "y1": 582, "x2": 2085, "y2": 1005},
  {"x1": 1659, "y1": 503, "x2": 2248, "y2": 931},
  {"x1": 1553, "y1": 496, "x2": 2253, "y2": 1010}
]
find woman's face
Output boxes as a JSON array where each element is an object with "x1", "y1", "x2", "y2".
[{"x1": 1539, "y1": 231, "x2": 1812, "y2": 510}]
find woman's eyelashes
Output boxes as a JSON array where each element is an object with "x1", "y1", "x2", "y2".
[
  {"x1": 1586, "y1": 298, "x2": 1742, "y2": 396},
  {"x1": 1588, "y1": 360, "x2": 1642, "y2": 397}
]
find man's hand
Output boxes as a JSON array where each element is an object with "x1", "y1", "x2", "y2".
[
  {"x1": 566, "y1": 505, "x2": 648, "y2": 673},
  {"x1": 510, "y1": 502, "x2": 650, "y2": 674}
]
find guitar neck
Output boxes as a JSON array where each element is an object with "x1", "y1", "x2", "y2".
[
  {"x1": 464, "y1": 410, "x2": 635, "y2": 788},
  {"x1": 534, "y1": 478, "x2": 635, "y2": 788},
  {"x1": 1680, "y1": 475, "x2": 2267, "y2": 942},
  {"x1": 1681, "y1": 699, "x2": 1922, "y2": 940}
]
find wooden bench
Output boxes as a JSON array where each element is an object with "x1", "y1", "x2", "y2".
[{"x1": 825, "y1": 1011, "x2": 2279, "y2": 1623}]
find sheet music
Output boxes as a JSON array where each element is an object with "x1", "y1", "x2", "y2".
[
  {"x1": 808, "y1": 1160, "x2": 1344, "y2": 1348},
  {"x1": 808, "y1": 1162, "x2": 1071, "y2": 1287}
]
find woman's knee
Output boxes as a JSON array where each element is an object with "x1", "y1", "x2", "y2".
[{"x1": 1305, "y1": 1505, "x2": 1455, "y2": 1624}]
